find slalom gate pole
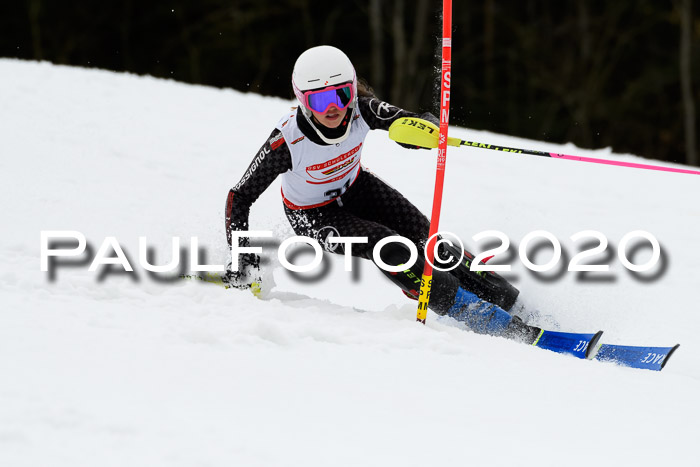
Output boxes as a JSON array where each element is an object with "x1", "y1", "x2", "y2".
[{"x1": 416, "y1": 0, "x2": 452, "y2": 324}]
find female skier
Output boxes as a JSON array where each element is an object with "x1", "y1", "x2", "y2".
[{"x1": 225, "y1": 45, "x2": 536, "y2": 341}]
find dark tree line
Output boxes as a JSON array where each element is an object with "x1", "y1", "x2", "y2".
[{"x1": 1, "y1": 0, "x2": 698, "y2": 167}]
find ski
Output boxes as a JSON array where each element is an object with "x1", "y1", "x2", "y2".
[
  {"x1": 591, "y1": 343, "x2": 680, "y2": 371},
  {"x1": 180, "y1": 272, "x2": 263, "y2": 297},
  {"x1": 180, "y1": 272, "x2": 231, "y2": 289},
  {"x1": 181, "y1": 274, "x2": 680, "y2": 370},
  {"x1": 530, "y1": 329, "x2": 603, "y2": 359},
  {"x1": 526, "y1": 328, "x2": 679, "y2": 371}
]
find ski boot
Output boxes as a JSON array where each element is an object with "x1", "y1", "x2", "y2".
[{"x1": 447, "y1": 287, "x2": 542, "y2": 343}]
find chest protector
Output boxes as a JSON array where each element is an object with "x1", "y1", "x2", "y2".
[{"x1": 277, "y1": 109, "x2": 370, "y2": 209}]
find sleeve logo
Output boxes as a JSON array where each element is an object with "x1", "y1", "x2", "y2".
[
  {"x1": 269, "y1": 133, "x2": 285, "y2": 150},
  {"x1": 370, "y1": 99, "x2": 401, "y2": 120}
]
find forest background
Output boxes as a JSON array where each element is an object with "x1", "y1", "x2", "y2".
[{"x1": 2, "y1": 0, "x2": 697, "y2": 167}]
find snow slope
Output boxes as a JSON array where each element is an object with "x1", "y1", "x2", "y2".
[{"x1": 1, "y1": 59, "x2": 699, "y2": 467}]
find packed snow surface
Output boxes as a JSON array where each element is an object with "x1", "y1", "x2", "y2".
[{"x1": 1, "y1": 59, "x2": 699, "y2": 466}]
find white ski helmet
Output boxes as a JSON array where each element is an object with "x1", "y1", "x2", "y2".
[{"x1": 292, "y1": 45, "x2": 358, "y2": 144}]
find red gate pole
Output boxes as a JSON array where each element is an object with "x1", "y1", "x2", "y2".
[{"x1": 416, "y1": 0, "x2": 453, "y2": 323}]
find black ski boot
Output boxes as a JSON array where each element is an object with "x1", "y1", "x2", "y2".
[{"x1": 503, "y1": 316, "x2": 542, "y2": 344}]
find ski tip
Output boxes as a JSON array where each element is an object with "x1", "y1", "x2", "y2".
[
  {"x1": 586, "y1": 330, "x2": 604, "y2": 360},
  {"x1": 660, "y1": 344, "x2": 681, "y2": 370}
]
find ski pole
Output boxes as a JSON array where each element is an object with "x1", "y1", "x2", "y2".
[
  {"x1": 389, "y1": 117, "x2": 700, "y2": 176},
  {"x1": 416, "y1": 0, "x2": 453, "y2": 324}
]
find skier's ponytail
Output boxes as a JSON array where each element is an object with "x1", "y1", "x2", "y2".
[{"x1": 357, "y1": 78, "x2": 376, "y2": 99}]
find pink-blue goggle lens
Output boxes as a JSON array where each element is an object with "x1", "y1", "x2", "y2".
[{"x1": 305, "y1": 84, "x2": 353, "y2": 113}]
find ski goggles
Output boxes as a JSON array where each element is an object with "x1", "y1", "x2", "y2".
[{"x1": 303, "y1": 83, "x2": 354, "y2": 113}]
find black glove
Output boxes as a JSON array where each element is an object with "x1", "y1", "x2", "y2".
[{"x1": 397, "y1": 142, "x2": 421, "y2": 150}]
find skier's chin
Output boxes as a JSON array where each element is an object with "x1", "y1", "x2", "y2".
[{"x1": 313, "y1": 109, "x2": 346, "y2": 129}]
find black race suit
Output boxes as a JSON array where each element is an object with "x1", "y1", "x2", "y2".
[{"x1": 226, "y1": 97, "x2": 519, "y2": 314}]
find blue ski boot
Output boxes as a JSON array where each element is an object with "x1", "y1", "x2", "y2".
[{"x1": 448, "y1": 287, "x2": 541, "y2": 343}]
